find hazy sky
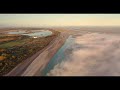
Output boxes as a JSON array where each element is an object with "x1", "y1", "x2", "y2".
[{"x1": 0, "y1": 14, "x2": 120, "y2": 27}]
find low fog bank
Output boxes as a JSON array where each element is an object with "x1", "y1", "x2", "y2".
[{"x1": 47, "y1": 33, "x2": 120, "y2": 76}]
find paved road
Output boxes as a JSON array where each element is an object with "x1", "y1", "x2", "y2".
[
  {"x1": 22, "y1": 32, "x2": 69, "y2": 76},
  {"x1": 5, "y1": 31, "x2": 69, "y2": 76}
]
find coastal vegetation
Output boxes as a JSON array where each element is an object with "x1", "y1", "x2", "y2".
[{"x1": 0, "y1": 29, "x2": 60, "y2": 75}]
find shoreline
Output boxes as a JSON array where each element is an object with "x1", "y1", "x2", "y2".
[
  {"x1": 5, "y1": 30, "x2": 70, "y2": 76},
  {"x1": 22, "y1": 32, "x2": 70, "y2": 76}
]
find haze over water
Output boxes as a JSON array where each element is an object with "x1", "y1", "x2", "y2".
[
  {"x1": 47, "y1": 30, "x2": 120, "y2": 76},
  {"x1": 1, "y1": 14, "x2": 120, "y2": 76}
]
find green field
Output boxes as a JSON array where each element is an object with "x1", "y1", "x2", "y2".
[
  {"x1": 0, "y1": 30, "x2": 60, "y2": 76},
  {"x1": 0, "y1": 40, "x2": 25, "y2": 48}
]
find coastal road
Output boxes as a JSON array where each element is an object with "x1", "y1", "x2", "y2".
[
  {"x1": 22, "y1": 31, "x2": 69, "y2": 76},
  {"x1": 5, "y1": 31, "x2": 70, "y2": 76}
]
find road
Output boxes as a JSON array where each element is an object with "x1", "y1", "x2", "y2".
[{"x1": 5, "y1": 31, "x2": 70, "y2": 76}]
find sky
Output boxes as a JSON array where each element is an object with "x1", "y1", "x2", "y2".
[{"x1": 0, "y1": 14, "x2": 120, "y2": 27}]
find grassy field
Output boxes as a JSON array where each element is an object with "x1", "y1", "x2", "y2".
[
  {"x1": 0, "y1": 30, "x2": 60, "y2": 75},
  {"x1": 0, "y1": 35, "x2": 28, "y2": 48},
  {"x1": 0, "y1": 41, "x2": 25, "y2": 48}
]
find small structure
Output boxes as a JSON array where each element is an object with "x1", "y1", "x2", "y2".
[{"x1": 33, "y1": 36, "x2": 38, "y2": 38}]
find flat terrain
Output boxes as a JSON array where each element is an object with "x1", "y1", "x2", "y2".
[
  {"x1": 0, "y1": 29, "x2": 60, "y2": 76},
  {"x1": 23, "y1": 30, "x2": 71, "y2": 76},
  {"x1": 6, "y1": 29, "x2": 72, "y2": 76}
]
